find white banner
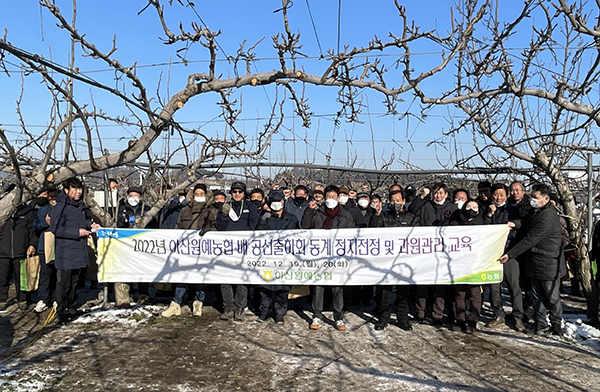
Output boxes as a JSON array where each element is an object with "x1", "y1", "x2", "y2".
[{"x1": 97, "y1": 225, "x2": 508, "y2": 285}]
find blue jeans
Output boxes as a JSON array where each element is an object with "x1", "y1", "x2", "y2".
[{"x1": 173, "y1": 284, "x2": 206, "y2": 305}]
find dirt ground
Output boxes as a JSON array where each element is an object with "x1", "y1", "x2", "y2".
[{"x1": 1, "y1": 285, "x2": 599, "y2": 392}]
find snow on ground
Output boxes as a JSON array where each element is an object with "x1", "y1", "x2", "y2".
[{"x1": 71, "y1": 305, "x2": 163, "y2": 325}]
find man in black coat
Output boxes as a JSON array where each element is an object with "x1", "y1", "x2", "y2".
[
  {"x1": 255, "y1": 189, "x2": 299, "y2": 323},
  {"x1": 414, "y1": 182, "x2": 457, "y2": 327},
  {"x1": 370, "y1": 189, "x2": 416, "y2": 331},
  {"x1": 500, "y1": 183, "x2": 565, "y2": 336},
  {"x1": 302, "y1": 185, "x2": 355, "y2": 331},
  {"x1": 0, "y1": 196, "x2": 38, "y2": 310},
  {"x1": 217, "y1": 181, "x2": 259, "y2": 321},
  {"x1": 50, "y1": 178, "x2": 100, "y2": 322}
]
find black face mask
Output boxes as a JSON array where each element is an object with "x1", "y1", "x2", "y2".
[
  {"x1": 295, "y1": 196, "x2": 307, "y2": 204},
  {"x1": 35, "y1": 197, "x2": 49, "y2": 206},
  {"x1": 251, "y1": 199, "x2": 263, "y2": 209},
  {"x1": 213, "y1": 202, "x2": 224, "y2": 210},
  {"x1": 392, "y1": 203, "x2": 404, "y2": 213},
  {"x1": 465, "y1": 209, "x2": 479, "y2": 219}
]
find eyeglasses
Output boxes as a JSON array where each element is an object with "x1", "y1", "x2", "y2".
[{"x1": 231, "y1": 190, "x2": 244, "y2": 194}]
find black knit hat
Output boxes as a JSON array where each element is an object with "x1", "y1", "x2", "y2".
[
  {"x1": 194, "y1": 183, "x2": 207, "y2": 193},
  {"x1": 127, "y1": 186, "x2": 143, "y2": 196}
]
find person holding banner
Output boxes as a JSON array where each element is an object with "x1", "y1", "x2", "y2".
[
  {"x1": 451, "y1": 199, "x2": 485, "y2": 334},
  {"x1": 255, "y1": 189, "x2": 299, "y2": 323},
  {"x1": 302, "y1": 185, "x2": 355, "y2": 331},
  {"x1": 217, "y1": 181, "x2": 259, "y2": 322},
  {"x1": 500, "y1": 184, "x2": 566, "y2": 337},
  {"x1": 162, "y1": 183, "x2": 217, "y2": 318},
  {"x1": 414, "y1": 182, "x2": 457, "y2": 327},
  {"x1": 484, "y1": 183, "x2": 525, "y2": 332},
  {"x1": 370, "y1": 189, "x2": 416, "y2": 331},
  {"x1": 50, "y1": 178, "x2": 100, "y2": 322}
]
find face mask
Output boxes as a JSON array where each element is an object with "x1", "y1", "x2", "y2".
[
  {"x1": 325, "y1": 199, "x2": 339, "y2": 209},
  {"x1": 36, "y1": 197, "x2": 49, "y2": 206},
  {"x1": 465, "y1": 209, "x2": 479, "y2": 219},
  {"x1": 339, "y1": 195, "x2": 349, "y2": 205},
  {"x1": 179, "y1": 196, "x2": 186, "y2": 203},
  {"x1": 270, "y1": 201, "x2": 284, "y2": 211},
  {"x1": 392, "y1": 203, "x2": 404, "y2": 213},
  {"x1": 213, "y1": 201, "x2": 224, "y2": 210},
  {"x1": 195, "y1": 196, "x2": 206, "y2": 203},
  {"x1": 455, "y1": 200, "x2": 465, "y2": 210},
  {"x1": 295, "y1": 196, "x2": 307, "y2": 204},
  {"x1": 251, "y1": 199, "x2": 263, "y2": 209},
  {"x1": 434, "y1": 199, "x2": 445, "y2": 205},
  {"x1": 358, "y1": 199, "x2": 369, "y2": 208},
  {"x1": 128, "y1": 197, "x2": 140, "y2": 207},
  {"x1": 494, "y1": 201, "x2": 506, "y2": 207},
  {"x1": 530, "y1": 198, "x2": 541, "y2": 209}
]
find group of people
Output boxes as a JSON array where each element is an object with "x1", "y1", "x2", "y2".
[{"x1": 0, "y1": 177, "x2": 569, "y2": 336}]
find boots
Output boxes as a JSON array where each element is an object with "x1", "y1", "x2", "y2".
[
  {"x1": 161, "y1": 301, "x2": 181, "y2": 317},
  {"x1": 192, "y1": 301, "x2": 203, "y2": 317}
]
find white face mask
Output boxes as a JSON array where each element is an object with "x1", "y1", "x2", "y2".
[
  {"x1": 434, "y1": 199, "x2": 445, "y2": 205},
  {"x1": 194, "y1": 196, "x2": 206, "y2": 203},
  {"x1": 325, "y1": 199, "x2": 339, "y2": 209},
  {"x1": 128, "y1": 197, "x2": 140, "y2": 207},
  {"x1": 494, "y1": 201, "x2": 506, "y2": 207},
  {"x1": 270, "y1": 201, "x2": 284, "y2": 211},
  {"x1": 179, "y1": 196, "x2": 186, "y2": 203},
  {"x1": 530, "y1": 198, "x2": 541, "y2": 209},
  {"x1": 339, "y1": 195, "x2": 349, "y2": 205},
  {"x1": 370, "y1": 203, "x2": 378, "y2": 209},
  {"x1": 455, "y1": 200, "x2": 465, "y2": 210},
  {"x1": 358, "y1": 199, "x2": 369, "y2": 208}
]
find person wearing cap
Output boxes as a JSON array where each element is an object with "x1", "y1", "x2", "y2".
[
  {"x1": 162, "y1": 183, "x2": 217, "y2": 318},
  {"x1": 284, "y1": 185, "x2": 310, "y2": 228},
  {"x1": 216, "y1": 181, "x2": 259, "y2": 321},
  {"x1": 302, "y1": 185, "x2": 355, "y2": 331},
  {"x1": 115, "y1": 186, "x2": 147, "y2": 307},
  {"x1": 338, "y1": 186, "x2": 366, "y2": 228},
  {"x1": 255, "y1": 189, "x2": 299, "y2": 323}
]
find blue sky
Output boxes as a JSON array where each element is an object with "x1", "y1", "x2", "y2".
[{"x1": 0, "y1": 1, "x2": 594, "y2": 174}]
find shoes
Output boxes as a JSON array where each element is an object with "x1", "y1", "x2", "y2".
[
  {"x1": 374, "y1": 322, "x2": 387, "y2": 331},
  {"x1": 161, "y1": 301, "x2": 181, "y2": 318},
  {"x1": 34, "y1": 301, "x2": 49, "y2": 313},
  {"x1": 486, "y1": 317, "x2": 505, "y2": 329},
  {"x1": 192, "y1": 301, "x2": 203, "y2": 317},
  {"x1": 233, "y1": 309, "x2": 244, "y2": 322},
  {"x1": 515, "y1": 318, "x2": 526, "y2": 332},
  {"x1": 275, "y1": 315, "x2": 284, "y2": 325},
  {"x1": 0, "y1": 302, "x2": 7, "y2": 311},
  {"x1": 398, "y1": 319, "x2": 413, "y2": 331},
  {"x1": 310, "y1": 317, "x2": 321, "y2": 330},
  {"x1": 551, "y1": 324, "x2": 563, "y2": 337},
  {"x1": 137, "y1": 295, "x2": 149, "y2": 305},
  {"x1": 220, "y1": 309, "x2": 234, "y2": 320},
  {"x1": 17, "y1": 301, "x2": 28, "y2": 310},
  {"x1": 452, "y1": 324, "x2": 464, "y2": 332},
  {"x1": 432, "y1": 319, "x2": 444, "y2": 329},
  {"x1": 535, "y1": 326, "x2": 551, "y2": 336},
  {"x1": 413, "y1": 317, "x2": 427, "y2": 325},
  {"x1": 335, "y1": 319, "x2": 346, "y2": 331},
  {"x1": 257, "y1": 315, "x2": 269, "y2": 323},
  {"x1": 465, "y1": 325, "x2": 475, "y2": 334}
]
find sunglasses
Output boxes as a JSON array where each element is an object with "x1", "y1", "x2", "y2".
[{"x1": 231, "y1": 190, "x2": 244, "y2": 194}]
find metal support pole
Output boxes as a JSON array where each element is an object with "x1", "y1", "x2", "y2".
[{"x1": 588, "y1": 153, "x2": 594, "y2": 250}]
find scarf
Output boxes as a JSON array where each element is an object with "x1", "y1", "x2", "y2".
[
  {"x1": 229, "y1": 200, "x2": 244, "y2": 222},
  {"x1": 322, "y1": 205, "x2": 340, "y2": 229}
]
